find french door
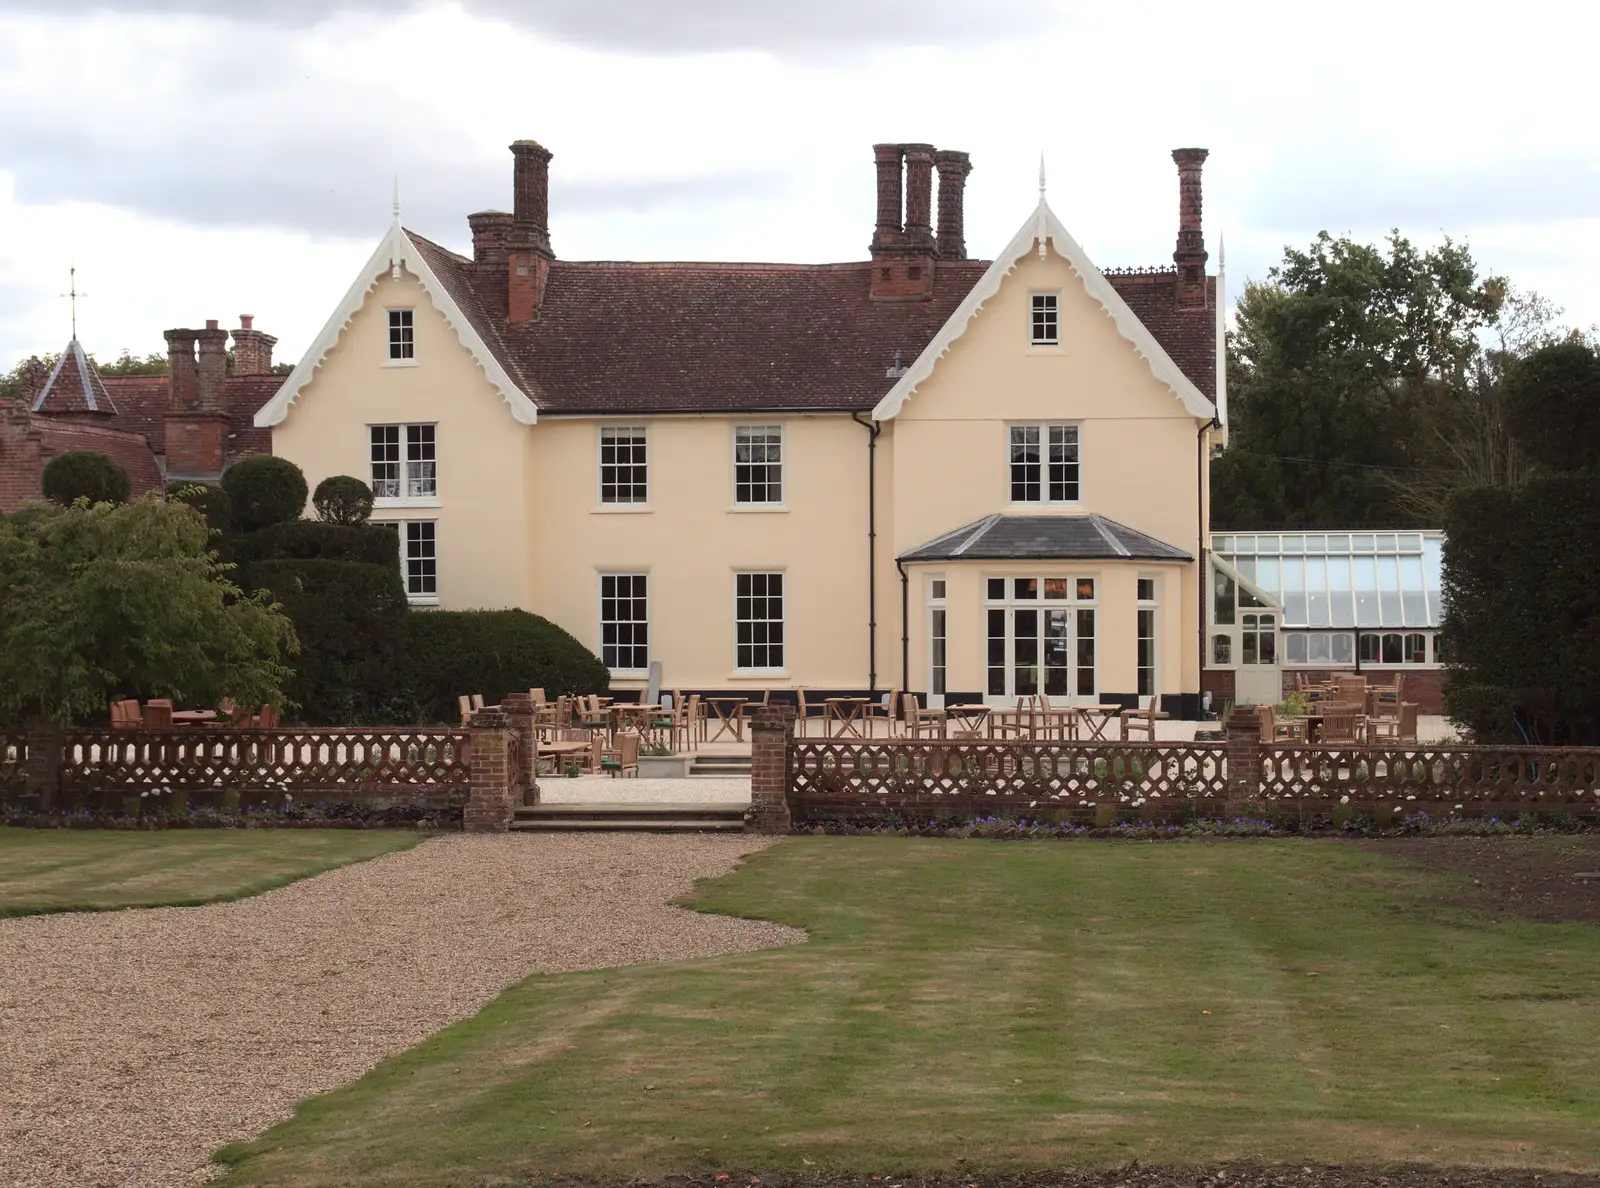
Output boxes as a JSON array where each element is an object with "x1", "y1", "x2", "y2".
[{"x1": 985, "y1": 577, "x2": 1097, "y2": 704}]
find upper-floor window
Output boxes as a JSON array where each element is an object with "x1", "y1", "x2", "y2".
[
  {"x1": 1009, "y1": 424, "x2": 1079, "y2": 503},
  {"x1": 599, "y1": 426, "x2": 648, "y2": 505},
  {"x1": 734, "y1": 425, "x2": 783, "y2": 505},
  {"x1": 1031, "y1": 293, "x2": 1059, "y2": 345},
  {"x1": 370, "y1": 423, "x2": 436, "y2": 501},
  {"x1": 388, "y1": 309, "x2": 414, "y2": 361}
]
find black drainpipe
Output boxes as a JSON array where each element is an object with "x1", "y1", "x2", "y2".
[
  {"x1": 850, "y1": 412, "x2": 880, "y2": 692},
  {"x1": 1199, "y1": 419, "x2": 1214, "y2": 716},
  {"x1": 896, "y1": 558, "x2": 910, "y2": 695}
]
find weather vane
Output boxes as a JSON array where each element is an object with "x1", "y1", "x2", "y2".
[{"x1": 60, "y1": 264, "x2": 87, "y2": 340}]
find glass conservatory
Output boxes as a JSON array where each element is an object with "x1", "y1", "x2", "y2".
[{"x1": 1209, "y1": 531, "x2": 1445, "y2": 672}]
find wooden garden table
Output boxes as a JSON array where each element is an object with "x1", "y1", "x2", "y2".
[
  {"x1": 943, "y1": 705, "x2": 991, "y2": 739},
  {"x1": 1076, "y1": 705, "x2": 1122, "y2": 741},
  {"x1": 705, "y1": 697, "x2": 748, "y2": 742},
  {"x1": 824, "y1": 697, "x2": 871, "y2": 738}
]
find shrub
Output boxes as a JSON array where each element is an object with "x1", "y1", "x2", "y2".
[
  {"x1": 246, "y1": 558, "x2": 412, "y2": 724},
  {"x1": 227, "y1": 520, "x2": 398, "y2": 569},
  {"x1": 1442, "y1": 476, "x2": 1600, "y2": 744},
  {"x1": 313, "y1": 475, "x2": 375, "y2": 525},
  {"x1": 403, "y1": 610, "x2": 608, "y2": 724},
  {"x1": 166, "y1": 482, "x2": 233, "y2": 532},
  {"x1": 221, "y1": 455, "x2": 308, "y2": 531},
  {"x1": 1502, "y1": 341, "x2": 1600, "y2": 474},
  {"x1": 41, "y1": 451, "x2": 131, "y2": 507}
]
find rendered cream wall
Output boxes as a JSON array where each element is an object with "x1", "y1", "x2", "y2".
[
  {"x1": 527, "y1": 414, "x2": 873, "y2": 690},
  {"x1": 888, "y1": 245, "x2": 1208, "y2": 697},
  {"x1": 268, "y1": 268, "x2": 535, "y2": 611}
]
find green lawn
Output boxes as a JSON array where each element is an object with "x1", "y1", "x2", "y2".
[
  {"x1": 0, "y1": 828, "x2": 425, "y2": 916},
  {"x1": 220, "y1": 838, "x2": 1600, "y2": 1186}
]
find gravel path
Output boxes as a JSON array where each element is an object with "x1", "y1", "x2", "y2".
[{"x1": 0, "y1": 833, "x2": 801, "y2": 1188}]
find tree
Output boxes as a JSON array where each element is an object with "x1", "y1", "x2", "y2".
[
  {"x1": 222, "y1": 455, "x2": 308, "y2": 531},
  {"x1": 42, "y1": 451, "x2": 132, "y2": 507},
  {"x1": 95, "y1": 351, "x2": 168, "y2": 377},
  {"x1": 312, "y1": 475, "x2": 374, "y2": 525},
  {"x1": 1501, "y1": 340, "x2": 1600, "y2": 474},
  {"x1": 0, "y1": 497, "x2": 297, "y2": 730},
  {"x1": 1213, "y1": 231, "x2": 1505, "y2": 529}
]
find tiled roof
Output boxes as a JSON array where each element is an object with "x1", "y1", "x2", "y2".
[
  {"x1": 32, "y1": 339, "x2": 117, "y2": 415},
  {"x1": 99, "y1": 374, "x2": 278, "y2": 458},
  {"x1": 34, "y1": 417, "x2": 165, "y2": 498},
  {"x1": 900, "y1": 513, "x2": 1193, "y2": 563},
  {"x1": 407, "y1": 233, "x2": 1215, "y2": 416}
]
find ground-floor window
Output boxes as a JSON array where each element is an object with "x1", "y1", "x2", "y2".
[
  {"x1": 984, "y1": 575, "x2": 1095, "y2": 701},
  {"x1": 1136, "y1": 578, "x2": 1157, "y2": 697},
  {"x1": 1241, "y1": 612, "x2": 1276, "y2": 665},
  {"x1": 600, "y1": 573, "x2": 648, "y2": 673},
  {"x1": 928, "y1": 577, "x2": 947, "y2": 696},
  {"x1": 1286, "y1": 631, "x2": 1356, "y2": 665},
  {"x1": 1358, "y1": 631, "x2": 1430, "y2": 665},
  {"x1": 735, "y1": 571, "x2": 784, "y2": 671},
  {"x1": 375, "y1": 520, "x2": 437, "y2": 601}
]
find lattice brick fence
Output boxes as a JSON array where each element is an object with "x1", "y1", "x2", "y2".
[{"x1": 1259, "y1": 744, "x2": 1600, "y2": 813}]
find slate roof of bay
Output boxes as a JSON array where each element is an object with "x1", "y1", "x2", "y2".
[{"x1": 900, "y1": 513, "x2": 1193, "y2": 563}]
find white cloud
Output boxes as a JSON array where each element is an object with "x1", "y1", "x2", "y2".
[{"x1": 4, "y1": 0, "x2": 1600, "y2": 371}]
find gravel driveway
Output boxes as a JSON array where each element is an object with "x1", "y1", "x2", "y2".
[{"x1": 0, "y1": 833, "x2": 801, "y2": 1188}]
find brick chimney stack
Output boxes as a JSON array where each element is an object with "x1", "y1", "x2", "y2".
[
  {"x1": 869, "y1": 142, "x2": 945, "y2": 302},
  {"x1": 935, "y1": 150, "x2": 971, "y2": 261},
  {"x1": 1171, "y1": 147, "x2": 1210, "y2": 309},
  {"x1": 163, "y1": 321, "x2": 229, "y2": 479},
  {"x1": 231, "y1": 314, "x2": 277, "y2": 376},
  {"x1": 901, "y1": 144, "x2": 936, "y2": 249},
  {"x1": 468, "y1": 210, "x2": 513, "y2": 266},
  {"x1": 507, "y1": 140, "x2": 555, "y2": 323}
]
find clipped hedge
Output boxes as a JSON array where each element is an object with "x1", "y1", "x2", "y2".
[
  {"x1": 404, "y1": 610, "x2": 608, "y2": 724},
  {"x1": 222, "y1": 455, "x2": 308, "y2": 531},
  {"x1": 1442, "y1": 475, "x2": 1600, "y2": 744},
  {"x1": 42, "y1": 451, "x2": 131, "y2": 506},
  {"x1": 313, "y1": 475, "x2": 375, "y2": 525},
  {"x1": 227, "y1": 520, "x2": 399, "y2": 569},
  {"x1": 247, "y1": 558, "x2": 413, "y2": 724},
  {"x1": 166, "y1": 482, "x2": 233, "y2": 532}
]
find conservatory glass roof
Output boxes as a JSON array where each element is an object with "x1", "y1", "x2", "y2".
[{"x1": 1210, "y1": 531, "x2": 1444, "y2": 630}]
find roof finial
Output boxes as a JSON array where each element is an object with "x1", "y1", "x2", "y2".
[
  {"x1": 59, "y1": 263, "x2": 86, "y2": 341},
  {"x1": 1218, "y1": 231, "x2": 1226, "y2": 268},
  {"x1": 1039, "y1": 153, "x2": 1047, "y2": 201},
  {"x1": 392, "y1": 175, "x2": 401, "y2": 227}
]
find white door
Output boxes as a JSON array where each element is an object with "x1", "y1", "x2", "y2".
[
  {"x1": 1234, "y1": 611, "x2": 1281, "y2": 705},
  {"x1": 985, "y1": 602, "x2": 1097, "y2": 705}
]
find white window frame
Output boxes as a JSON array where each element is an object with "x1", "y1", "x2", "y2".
[
  {"x1": 733, "y1": 570, "x2": 786, "y2": 673},
  {"x1": 598, "y1": 572, "x2": 650, "y2": 675},
  {"x1": 597, "y1": 425, "x2": 649, "y2": 508},
  {"x1": 376, "y1": 519, "x2": 438, "y2": 605},
  {"x1": 732, "y1": 424, "x2": 784, "y2": 508},
  {"x1": 386, "y1": 308, "x2": 416, "y2": 364},
  {"x1": 370, "y1": 423, "x2": 437, "y2": 505},
  {"x1": 1007, "y1": 422, "x2": 1080, "y2": 505},
  {"x1": 982, "y1": 574, "x2": 1098, "y2": 704},
  {"x1": 1136, "y1": 576, "x2": 1158, "y2": 699},
  {"x1": 927, "y1": 575, "x2": 948, "y2": 703},
  {"x1": 1030, "y1": 292, "x2": 1060, "y2": 345}
]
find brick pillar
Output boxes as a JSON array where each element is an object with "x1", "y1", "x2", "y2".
[
  {"x1": 464, "y1": 709, "x2": 514, "y2": 832},
  {"x1": 1224, "y1": 706, "x2": 1262, "y2": 807},
  {"x1": 24, "y1": 723, "x2": 62, "y2": 812},
  {"x1": 501, "y1": 692, "x2": 540, "y2": 806},
  {"x1": 747, "y1": 704, "x2": 795, "y2": 834}
]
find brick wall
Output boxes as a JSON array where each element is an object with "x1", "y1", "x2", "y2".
[
  {"x1": 0, "y1": 403, "x2": 45, "y2": 512},
  {"x1": 464, "y1": 709, "x2": 515, "y2": 832},
  {"x1": 747, "y1": 704, "x2": 795, "y2": 833}
]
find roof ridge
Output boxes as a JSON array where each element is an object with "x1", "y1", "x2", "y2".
[
  {"x1": 950, "y1": 513, "x2": 1002, "y2": 557},
  {"x1": 1087, "y1": 514, "x2": 1131, "y2": 557}
]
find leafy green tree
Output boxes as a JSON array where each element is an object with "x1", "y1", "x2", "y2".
[
  {"x1": 95, "y1": 351, "x2": 168, "y2": 377},
  {"x1": 1213, "y1": 231, "x2": 1504, "y2": 528},
  {"x1": 1502, "y1": 340, "x2": 1600, "y2": 474},
  {"x1": 42, "y1": 451, "x2": 132, "y2": 507},
  {"x1": 0, "y1": 498, "x2": 297, "y2": 730}
]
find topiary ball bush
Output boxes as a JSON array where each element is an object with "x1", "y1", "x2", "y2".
[
  {"x1": 42, "y1": 451, "x2": 131, "y2": 507},
  {"x1": 166, "y1": 481, "x2": 233, "y2": 532},
  {"x1": 312, "y1": 475, "x2": 375, "y2": 525},
  {"x1": 222, "y1": 455, "x2": 308, "y2": 531}
]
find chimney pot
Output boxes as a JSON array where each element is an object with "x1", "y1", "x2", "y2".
[
  {"x1": 205, "y1": 318, "x2": 219, "y2": 331},
  {"x1": 871, "y1": 143, "x2": 905, "y2": 249},
  {"x1": 934, "y1": 149, "x2": 972, "y2": 260},
  {"x1": 902, "y1": 144, "x2": 936, "y2": 248},
  {"x1": 239, "y1": 314, "x2": 254, "y2": 330},
  {"x1": 1171, "y1": 147, "x2": 1211, "y2": 309}
]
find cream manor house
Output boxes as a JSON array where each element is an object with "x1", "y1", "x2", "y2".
[{"x1": 256, "y1": 139, "x2": 1230, "y2": 717}]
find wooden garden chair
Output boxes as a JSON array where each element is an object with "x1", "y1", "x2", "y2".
[
  {"x1": 470, "y1": 693, "x2": 487, "y2": 712},
  {"x1": 142, "y1": 699, "x2": 173, "y2": 728},
  {"x1": 794, "y1": 690, "x2": 827, "y2": 738},
  {"x1": 1256, "y1": 703, "x2": 1305, "y2": 744},
  {"x1": 111, "y1": 699, "x2": 142, "y2": 729},
  {"x1": 866, "y1": 688, "x2": 902, "y2": 737},
  {"x1": 578, "y1": 695, "x2": 609, "y2": 733},
  {"x1": 601, "y1": 729, "x2": 641, "y2": 778},
  {"x1": 902, "y1": 693, "x2": 946, "y2": 739},
  {"x1": 458, "y1": 695, "x2": 474, "y2": 726},
  {"x1": 1369, "y1": 701, "x2": 1418, "y2": 742},
  {"x1": 1121, "y1": 695, "x2": 1164, "y2": 742},
  {"x1": 1319, "y1": 711, "x2": 1363, "y2": 744}
]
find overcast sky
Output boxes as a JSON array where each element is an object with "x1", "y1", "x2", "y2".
[{"x1": 4, "y1": 0, "x2": 1599, "y2": 372}]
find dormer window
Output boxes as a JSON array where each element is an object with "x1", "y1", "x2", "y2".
[
  {"x1": 388, "y1": 309, "x2": 414, "y2": 361},
  {"x1": 1030, "y1": 293, "x2": 1059, "y2": 345}
]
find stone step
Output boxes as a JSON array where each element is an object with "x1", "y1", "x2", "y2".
[
  {"x1": 511, "y1": 817, "x2": 747, "y2": 832},
  {"x1": 520, "y1": 802, "x2": 747, "y2": 820}
]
